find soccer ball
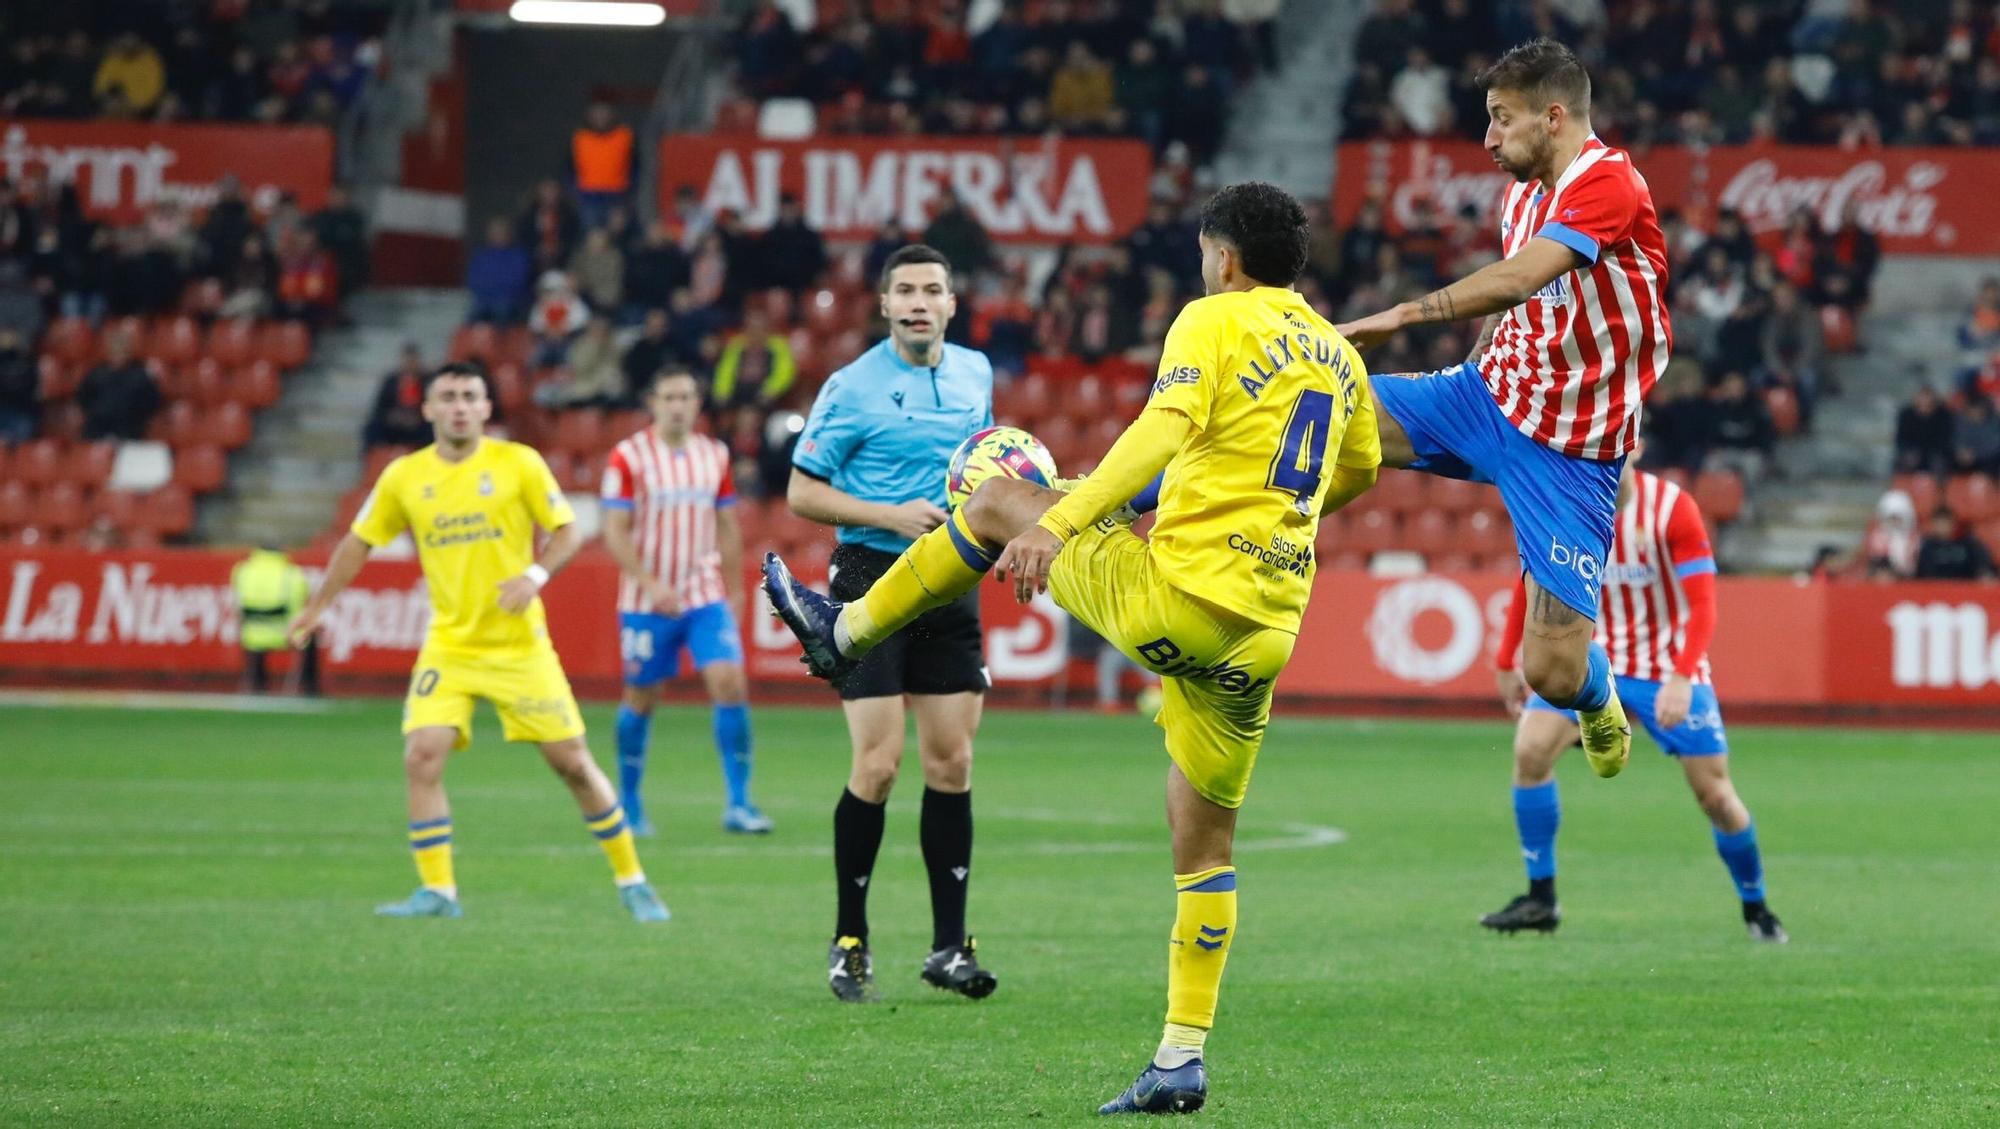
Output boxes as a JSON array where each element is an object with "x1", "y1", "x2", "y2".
[{"x1": 946, "y1": 426, "x2": 1059, "y2": 510}]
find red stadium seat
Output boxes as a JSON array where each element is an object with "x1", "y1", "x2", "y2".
[
  {"x1": 32, "y1": 482, "x2": 89, "y2": 532},
  {"x1": 1473, "y1": 551, "x2": 1520, "y2": 573},
  {"x1": 606, "y1": 409, "x2": 649, "y2": 445},
  {"x1": 173, "y1": 444, "x2": 228, "y2": 493},
  {"x1": 105, "y1": 315, "x2": 149, "y2": 358},
  {"x1": 257, "y1": 321, "x2": 312, "y2": 369},
  {"x1": 552, "y1": 409, "x2": 607, "y2": 457},
  {"x1": 1323, "y1": 549, "x2": 1369, "y2": 571},
  {"x1": 0, "y1": 480, "x2": 30, "y2": 529},
  {"x1": 179, "y1": 277, "x2": 224, "y2": 317},
  {"x1": 37, "y1": 354, "x2": 78, "y2": 400},
  {"x1": 15, "y1": 439, "x2": 64, "y2": 486},
  {"x1": 1426, "y1": 475, "x2": 1490, "y2": 515},
  {"x1": 787, "y1": 327, "x2": 820, "y2": 381},
  {"x1": 182, "y1": 357, "x2": 226, "y2": 406},
  {"x1": 1693, "y1": 470, "x2": 1745, "y2": 524},
  {"x1": 92, "y1": 489, "x2": 144, "y2": 529},
  {"x1": 1462, "y1": 507, "x2": 1514, "y2": 556},
  {"x1": 450, "y1": 323, "x2": 497, "y2": 362},
  {"x1": 44, "y1": 316, "x2": 96, "y2": 366},
  {"x1": 202, "y1": 402, "x2": 254, "y2": 450},
  {"x1": 1821, "y1": 303, "x2": 1858, "y2": 353},
  {"x1": 1370, "y1": 468, "x2": 1428, "y2": 516},
  {"x1": 1064, "y1": 375, "x2": 1109, "y2": 418},
  {"x1": 148, "y1": 316, "x2": 202, "y2": 366},
  {"x1": 235, "y1": 360, "x2": 282, "y2": 408},
  {"x1": 498, "y1": 327, "x2": 535, "y2": 368},
  {"x1": 1764, "y1": 385, "x2": 1801, "y2": 437},
  {"x1": 804, "y1": 288, "x2": 845, "y2": 335},
  {"x1": 1405, "y1": 510, "x2": 1456, "y2": 558},
  {"x1": 1891, "y1": 473, "x2": 1940, "y2": 517},
  {"x1": 64, "y1": 440, "x2": 117, "y2": 487},
  {"x1": 489, "y1": 362, "x2": 528, "y2": 415},
  {"x1": 1945, "y1": 474, "x2": 1998, "y2": 522},
  {"x1": 540, "y1": 450, "x2": 577, "y2": 489},
  {"x1": 207, "y1": 318, "x2": 256, "y2": 368},
  {"x1": 150, "y1": 400, "x2": 199, "y2": 447},
  {"x1": 43, "y1": 400, "x2": 84, "y2": 441},
  {"x1": 1343, "y1": 508, "x2": 1399, "y2": 554},
  {"x1": 564, "y1": 453, "x2": 601, "y2": 492},
  {"x1": 1431, "y1": 552, "x2": 1480, "y2": 574},
  {"x1": 134, "y1": 485, "x2": 194, "y2": 538}
]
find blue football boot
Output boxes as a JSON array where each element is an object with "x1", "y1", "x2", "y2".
[
  {"x1": 761, "y1": 553, "x2": 857, "y2": 681},
  {"x1": 620, "y1": 882, "x2": 670, "y2": 923},
  {"x1": 1098, "y1": 1059, "x2": 1207, "y2": 1115}
]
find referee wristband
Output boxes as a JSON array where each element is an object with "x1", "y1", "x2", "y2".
[{"x1": 524, "y1": 564, "x2": 550, "y2": 589}]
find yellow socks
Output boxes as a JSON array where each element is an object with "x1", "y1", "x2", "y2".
[
  {"x1": 585, "y1": 804, "x2": 646, "y2": 886},
  {"x1": 408, "y1": 816, "x2": 456, "y2": 898},
  {"x1": 1161, "y1": 865, "x2": 1237, "y2": 1064},
  {"x1": 839, "y1": 507, "x2": 997, "y2": 654}
]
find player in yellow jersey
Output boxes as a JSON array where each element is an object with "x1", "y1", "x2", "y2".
[
  {"x1": 288, "y1": 362, "x2": 668, "y2": 923},
  {"x1": 763, "y1": 184, "x2": 1379, "y2": 1114}
]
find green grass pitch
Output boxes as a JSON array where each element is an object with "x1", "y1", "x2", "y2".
[{"x1": 2, "y1": 700, "x2": 1996, "y2": 1127}]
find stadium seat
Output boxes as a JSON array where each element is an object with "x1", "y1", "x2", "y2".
[
  {"x1": 179, "y1": 277, "x2": 224, "y2": 317},
  {"x1": 207, "y1": 318, "x2": 256, "y2": 368},
  {"x1": 1432, "y1": 552, "x2": 1480, "y2": 573},
  {"x1": 489, "y1": 362, "x2": 528, "y2": 415},
  {"x1": 804, "y1": 288, "x2": 845, "y2": 335},
  {"x1": 37, "y1": 354, "x2": 78, "y2": 400},
  {"x1": 552, "y1": 409, "x2": 607, "y2": 457},
  {"x1": 1343, "y1": 508, "x2": 1399, "y2": 554},
  {"x1": 1473, "y1": 552, "x2": 1520, "y2": 573},
  {"x1": 1462, "y1": 508, "x2": 1515, "y2": 556},
  {"x1": 1694, "y1": 470, "x2": 1745, "y2": 524},
  {"x1": 605, "y1": 409, "x2": 649, "y2": 445},
  {"x1": 257, "y1": 321, "x2": 312, "y2": 369},
  {"x1": 498, "y1": 327, "x2": 534, "y2": 368},
  {"x1": 150, "y1": 400, "x2": 200, "y2": 447},
  {"x1": 1891, "y1": 473, "x2": 1940, "y2": 516},
  {"x1": 561, "y1": 453, "x2": 600, "y2": 493},
  {"x1": 44, "y1": 316, "x2": 96, "y2": 366},
  {"x1": 1978, "y1": 520, "x2": 2000, "y2": 561},
  {"x1": 1371, "y1": 468, "x2": 1428, "y2": 515},
  {"x1": 134, "y1": 485, "x2": 194, "y2": 538},
  {"x1": 15, "y1": 438, "x2": 64, "y2": 486},
  {"x1": 1427, "y1": 475, "x2": 1489, "y2": 514},
  {"x1": 1086, "y1": 417, "x2": 1124, "y2": 460},
  {"x1": 32, "y1": 482, "x2": 89, "y2": 532},
  {"x1": 236, "y1": 360, "x2": 282, "y2": 409},
  {"x1": 182, "y1": 357, "x2": 227, "y2": 406},
  {"x1": 1324, "y1": 549, "x2": 1369, "y2": 571},
  {"x1": 0, "y1": 480, "x2": 30, "y2": 529},
  {"x1": 93, "y1": 488, "x2": 143, "y2": 529},
  {"x1": 1945, "y1": 474, "x2": 1998, "y2": 522},
  {"x1": 1821, "y1": 303, "x2": 1858, "y2": 353},
  {"x1": 173, "y1": 444, "x2": 228, "y2": 493},
  {"x1": 450, "y1": 323, "x2": 496, "y2": 363},
  {"x1": 202, "y1": 402, "x2": 254, "y2": 450},
  {"x1": 64, "y1": 440, "x2": 117, "y2": 487},
  {"x1": 42, "y1": 400, "x2": 84, "y2": 441},
  {"x1": 1765, "y1": 385, "x2": 1801, "y2": 437},
  {"x1": 1065, "y1": 375, "x2": 1108, "y2": 417},
  {"x1": 149, "y1": 316, "x2": 202, "y2": 366},
  {"x1": 1406, "y1": 510, "x2": 1456, "y2": 558},
  {"x1": 106, "y1": 315, "x2": 149, "y2": 357}
]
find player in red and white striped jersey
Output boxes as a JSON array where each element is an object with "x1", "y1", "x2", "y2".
[
  {"x1": 599, "y1": 365, "x2": 769, "y2": 836},
  {"x1": 1485, "y1": 442, "x2": 1785, "y2": 943},
  {"x1": 1339, "y1": 37, "x2": 1673, "y2": 781}
]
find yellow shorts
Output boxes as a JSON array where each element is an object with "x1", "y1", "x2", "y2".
[
  {"x1": 402, "y1": 642, "x2": 586, "y2": 751},
  {"x1": 1049, "y1": 519, "x2": 1295, "y2": 809}
]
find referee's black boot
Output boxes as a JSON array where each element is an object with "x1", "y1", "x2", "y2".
[
  {"x1": 828, "y1": 935, "x2": 876, "y2": 1003},
  {"x1": 920, "y1": 935, "x2": 998, "y2": 999},
  {"x1": 1479, "y1": 892, "x2": 1562, "y2": 934},
  {"x1": 763, "y1": 552, "x2": 858, "y2": 681}
]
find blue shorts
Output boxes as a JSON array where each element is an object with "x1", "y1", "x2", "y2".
[
  {"x1": 1373, "y1": 362, "x2": 1624, "y2": 617},
  {"x1": 619, "y1": 603, "x2": 744, "y2": 687},
  {"x1": 1527, "y1": 674, "x2": 1728, "y2": 757}
]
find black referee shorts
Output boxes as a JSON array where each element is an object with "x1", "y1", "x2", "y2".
[{"x1": 827, "y1": 543, "x2": 988, "y2": 700}]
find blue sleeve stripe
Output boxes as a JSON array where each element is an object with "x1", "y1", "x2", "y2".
[
  {"x1": 714, "y1": 496, "x2": 738, "y2": 509},
  {"x1": 1675, "y1": 557, "x2": 1717, "y2": 579},
  {"x1": 1536, "y1": 222, "x2": 1600, "y2": 264},
  {"x1": 599, "y1": 498, "x2": 634, "y2": 510}
]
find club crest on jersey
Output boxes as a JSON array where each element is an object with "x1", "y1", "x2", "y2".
[{"x1": 478, "y1": 471, "x2": 494, "y2": 496}]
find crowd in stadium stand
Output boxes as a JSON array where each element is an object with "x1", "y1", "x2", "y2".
[
  {"x1": 1346, "y1": 0, "x2": 2000, "y2": 148},
  {"x1": 1, "y1": 6, "x2": 385, "y2": 127},
  {"x1": 730, "y1": 0, "x2": 1280, "y2": 162}
]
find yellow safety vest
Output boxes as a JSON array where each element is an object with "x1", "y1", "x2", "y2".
[{"x1": 232, "y1": 550, "x2": 306, "y2": 653}]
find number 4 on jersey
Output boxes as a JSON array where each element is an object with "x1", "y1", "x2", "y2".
[{"x1": 1266, "y1": 389, "x2": 1335, "y2": 513}]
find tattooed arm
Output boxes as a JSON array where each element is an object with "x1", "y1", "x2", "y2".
[{"x1": 1337, "y1": 238, "x2": 1584, "y2": 350}]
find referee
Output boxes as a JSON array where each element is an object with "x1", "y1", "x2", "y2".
[{"x1": 788, "y1": 244, "x2": 998, "y2": 1003}]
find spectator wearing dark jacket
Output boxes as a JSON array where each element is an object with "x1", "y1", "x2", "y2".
[
  {"x1": 466, "y1": 217, "x2": 531, "y2": 325},
  {"x1": 0, "y1": 260, "x2": 44, "y2": 346},
  {"x1": 1952, "y1": 396, "x2": 2000, "y2": 476},
  {"x1": 1914, "y1": 507, "x2": 1998, "y2": 580},
  {"x1": 624, "y1": 220, "x2": 690, "y2": 315},
  {"x1": 621, "y1": 308, "x2": 684, "y2": 402},
  {"x1": 1895, "y1": 387, "x2": 1956, "y2": 476},
  {"x1": 1704, "y1": 370, "x2": 1776, "y2": 480},
  {"x1": 363, "y1": 344, "x2": 434, "y2": 450},
  {"x1": 921, "y1": 193, "x2": 994, "y2": 280},
  {"x1": 78, "y1": 330, "x2": 162, "y2": 441},
  {"x1": 0, "y1": 327, "x2": 38, "y2": 443},
  {"x1": 518, "y1": 178, "x2": 581, "y2": 273},
  {"x1": 311, "y1": 184, "x2": 370, "y2": 300},
  {"x1": 754, "y1": 194, "x2": 827, "y2": 299}
]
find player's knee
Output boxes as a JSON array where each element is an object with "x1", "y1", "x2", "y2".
[
  {"x1": 1522, "y1": 651, "x2": 1586, "y2": 705},
  {"x1": 920, "y1": 744, "x2": 972, "y2": 792},
  {"x1": 1691, "y1": 775, "x2": 1739, "y2": 822},
  {"x1": 961, "y1": 479, "x2": 1030, "y2": 544},
  {"x1": 849, "y1": 757, "x2": 899, "y2": 802},
  {"x1": 1512, "y1": 739, "x2": 1559, "y2": 784},
  {"x1": 403, "y1": 734, "x2": 452, "y2": 778},
  {"x1": 544, "y1": 742, "x2": 597, "y2": 788},
  {"x1": 621, "y1": 688, "x2": 656, "y2": 714},
  {"x1": 709, "y1": 668, "x2": 749, "y2": 704}
]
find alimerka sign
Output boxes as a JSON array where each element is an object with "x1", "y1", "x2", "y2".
[
  {"x1": 0, "y1": 119, "x2": 333, "y2": 221},
  {"x1": 658, "y1": 134, "x2": 1152, "y2": 242}
]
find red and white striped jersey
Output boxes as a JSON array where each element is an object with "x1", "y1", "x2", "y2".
[
  {"x1": 1598, "y1": 471, "x2": 1715, "y2": 683},
  {"x1": 1480, "y1": 136, "x2": 1672, "y2": 461},
  {"x1": 599, "y1": 430, "x2": 736, "y2": 613}
]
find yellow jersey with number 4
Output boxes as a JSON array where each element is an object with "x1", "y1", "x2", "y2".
[
  {"x1": 352, "y1": 438, "x2": 575, "y2": 655},
  {"x1": 1145, "y1": 286, "x2": 1378, "y2": 633}
]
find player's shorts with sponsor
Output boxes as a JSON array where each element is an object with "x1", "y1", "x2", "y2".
[
  {"x1": 619, "y1": 602, "x2": 744, "y2": 686},
  {"x1": 828, "y1": 543, "x2": 988, "y2": 700},
  {"x1": 402, "y1": 639, "x2": 586, "y2": 749},
  {"x1": 1526, "y1": 674, "x2": 1728, "y2": 757},
  {"x1": 1373, "y1": 361, "x2": 1624, "y2": 618},
  {"x1": 1050, "y1": 518, "x2": 1295, "y2": 809}
]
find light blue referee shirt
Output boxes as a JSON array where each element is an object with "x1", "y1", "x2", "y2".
[{"x1": 793, "y1": 337, "x2": 994, "y2": 554}]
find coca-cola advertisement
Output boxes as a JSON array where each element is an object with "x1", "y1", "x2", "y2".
[
  {"x1": 1333, "y1": 140, "x2": 2000, "y2": 255},
  {"x1": 5, "y1": 548, "x2": 1996, "y2": 711},
  {"x1": 0, "y1": 119, "x2": 333, "y2": 222},
  {"x1": 656, "y1": 134, "x2": 1153, "y2": 243}
]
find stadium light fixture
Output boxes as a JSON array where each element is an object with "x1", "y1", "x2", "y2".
[{"x1": 508, "y1": 1, "x2": 666, "y2": 27}]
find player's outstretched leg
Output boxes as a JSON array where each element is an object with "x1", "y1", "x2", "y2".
[
  {"x1": 764, "y1": 479, "x2": 1052, "y2": 681},
  {"x1": 1481, "y1": 709, "x2": 1573, "y2": 935},
  {"x1": 541, "y1": 737, "x2": 669, "y2": 922},
  {"x1": 379, "y1": 727, "x2": 464, "y2": 918},
  {"x1": 1519, "y1": 578, "x2": 1629, "y2": 778},
  {"x1": 1682, "y1": 755, "x2": 1785, "y2": 943}
]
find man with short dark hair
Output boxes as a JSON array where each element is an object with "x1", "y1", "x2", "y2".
[
  {"x1": 765, "y1": 185, "x2": 1379, "y2": 1113},
  {"x1": 783, "y1": 243, "x2": 1000, "y2": 1005},
  {"x1": 78, "y1": 328, "x2": 161, "y2": 441},
  {"x1": 1340, "y1": 36, "x2": 1674, "y2": 782},
  {"x1": 1916, "y1": 506, "x2": 1998, "y2": 580}
]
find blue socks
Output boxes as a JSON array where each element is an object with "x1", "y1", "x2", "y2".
[
  {"x1": 713, "y1": 703, "x2": 753, "y2": 810},
  {"x1": 1713, "y1": 822, "x2": 1766, "y2": 903},
  {"x1": 1513, "y1": 781, "x2": 1560, "y2": 883},
  {"x1": 1560, "y1": 641, "x2": 1613, "y2": 712},
  {"x1": 615, "y1": 706, "x2": 651, "y2": 824}
]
